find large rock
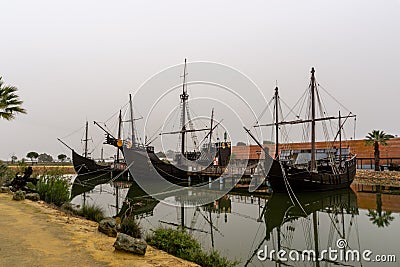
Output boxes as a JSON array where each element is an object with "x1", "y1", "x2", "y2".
[
  {"x1": 0, "y1": 186, "x2": 11, "y2": 194},
  {"x1": 12, "y1": 190, "x2": 26, "y2": 201},
  {"x1": 25, "y1": 193, "x2": 40, "y2": 201},
  {"x1": 98, "y1": 217, "x2": 118, "y2": 237},
  {"x1": 113, "y1": 233, "x2": 147, "y2": 255}
]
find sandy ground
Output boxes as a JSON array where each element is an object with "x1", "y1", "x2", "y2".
[{"x1": 0, "y1": 193, "x2": 198, "y2": 267}]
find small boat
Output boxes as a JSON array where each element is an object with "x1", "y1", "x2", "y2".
[
  {"x1": 58, "y1": 121, "x2": 111, "y2": 175},
  {"x1": 58, "y1": 107, "x2": 131, "y2": 180},
  {"x1": 256, "y1": 68, "x2": 357, "y2": 192}
]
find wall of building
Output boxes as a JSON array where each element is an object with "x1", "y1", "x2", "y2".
[{"x1": 231, "y1": 138, "x2": 400, "y2": 163}]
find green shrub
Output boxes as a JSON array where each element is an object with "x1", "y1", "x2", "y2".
[
  {"x1": 60, "y1": 202, "x2": 104, "y2": 223},
  {"x1": 193, "y1": 250, "x2": 239, "y2": 267},
  {"x1": 121, "y1": 216, "x2": 142, "y2": 238},
  {"x1": 36, "y1": 175, "x2": 69, "y2": 206},
  {"x1": 0, "y1": 161, "x2": 16, "y2": 185},
  {"x1": 147, "y1": 228, "x2": 239, "y2": 267},
  {"x1": 78, "y1": 204, "x2": 105, "y2": 223}
]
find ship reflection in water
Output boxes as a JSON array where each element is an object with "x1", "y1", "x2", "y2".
[{"x1": 71, "y1": 176, "x2": 400, "y2": 267}]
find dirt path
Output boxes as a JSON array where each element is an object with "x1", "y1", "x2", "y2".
[{"x1": 0, "y1": 193, "x2": 198, "y2": 267}]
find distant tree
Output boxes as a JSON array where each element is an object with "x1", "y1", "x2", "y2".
[
  {"x1": 236, "y1": 142, "x2": 246, "y2": 146},
  {"x1": 365, "y1": 130, "x2": 394, "y2": 171},
  {"x1": 38, "y1": 153, "x2": 53, "y2": 163},
  {"x1": 11, "y1": 155, "x2": 17, "y2": 164},
  {"x1": 57, "y1": 154, "x2": 67, "y2": 163},
  {"x1": 0, "y1": 76, "x2": 26, "y2": 120},
  {"x1": 26, "y1": 151, "x2": 39, "y2": 165}
]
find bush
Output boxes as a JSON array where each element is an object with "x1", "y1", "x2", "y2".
[
  {"x1": 147, "y1": 228, "x2": 239, "y2": 267},
  {"x1": 36, "y1": 175, "x2": 69, "y2": 206},
  {"x1": 194, "y1": 250, "x2": 239, "y2": 267},
  {"x1": 0, "y1": 161, "x2": 16, "y2": 185},
  {"x1": 78, "y1": 204, "x2": 105, "y2": 223},
  {"x1": 60, "y1": 202, "x2": 105, "y2": 223},
  {"x1": 121, "y1": 216, "x2": 142, "y2": 238}
]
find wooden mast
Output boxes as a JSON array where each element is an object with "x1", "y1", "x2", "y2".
[
  {"x1": 209, "y1": 108, "x2": 214, "y2": 147},
  {"x1": 313, "y1": 211, "x2": 320, "y2": 267},
  {"x1": 339, "y1": 110, "x2": 342, "y2": 164},
  {"x1": 116, "y1": 110, "x2": 122, "y2": 162},
  {"x1": 274, "y1": 86, "x2": 279, "y2": 159},
  {"x1": 84, "y1": 121, "x2": 89, "y2": 158},
  {"x1": 180, "y1": 59, "x2": 189, "y2": 155},
  {"x1": 310, "y1": 67, "x2": 316, "y2": 172},
  {"x1": 129, "y1": 94, "x2": 136, "y2": 146}
]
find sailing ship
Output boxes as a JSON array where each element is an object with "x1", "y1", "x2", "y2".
[
  {"x1": 58, "y1": 121, "x2": 111, "y2": 175},
  {"x1": 60, "y1": 92, "x2": 145, "y2": 179},
  {"x1": 257, "y1": 68, "x2": 357, "y2": 192},
  {"x1": 121, "y1": 59, "x2": 232, "y2": 186}
]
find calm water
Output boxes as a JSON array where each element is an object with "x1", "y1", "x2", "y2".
[{"x1": 71, "y1": 178, "x2": 400, "y2": 267}]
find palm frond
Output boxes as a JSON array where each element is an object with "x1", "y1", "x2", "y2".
[{"x1": 0, "y1": 77, "x2": 26, "y2": 120}]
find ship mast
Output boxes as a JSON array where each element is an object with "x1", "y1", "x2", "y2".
[
  {"x1": 180, "y1": 59, "x2": 189, "y2": 155},
  {"x1": 84, "y1": 121, "x2": 89, "y2": 158},
  {"x1": 310, "y1": 67, "x2": 316, "y2": 172},
  {"x1": 339, "y1": 110, "x2": 342, "y2": 164},
  {"x1": 116, "y1": 110, "x2": 122, "y2": 162},
  {"x1": 129, "y1": 94, "x2": 136, "y2": 146},
  {"x1": 209, "y1": 108, "x2": 214, "y2": 147},
  {"x1": 274, "y1": 87, "x2": 279, "y2": 159}
]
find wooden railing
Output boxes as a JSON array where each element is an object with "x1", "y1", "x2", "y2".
[{"x1": 356, "y1": 157, "x2": 400, "y2": 169}]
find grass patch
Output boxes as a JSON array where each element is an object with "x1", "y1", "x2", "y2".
[
  {"x1": 36, "y1": 175, "x2": 69, "y2": 206},
  {"x1": 78, "y1": 204, "x2": 105, "y2": 223},
  {"x1": 61, "y1": 202, "x2": 105, "y2": 222},
  {"x1": 60, "y1": 202, "x2": 105, "y2": 223},
  {"x1": 121, "y1": 215, "x2": 142, "y2": 238},
  {"x1": 147, "y1": 228, "x2": 239, "y2": 267}
]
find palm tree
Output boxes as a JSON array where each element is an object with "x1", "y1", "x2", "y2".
[
  {"x1": 365, "y1": 130, "x2": 394, "y2": 171},
  {"x1": 0, "y1": 76, "x2": 26, "y2": 120},
  {"x1": 367, "y1": 210, "x2": 395, "y2": 228},
  {"x1": 367, "y1": 185, "x2": 395, "y2": 228}
]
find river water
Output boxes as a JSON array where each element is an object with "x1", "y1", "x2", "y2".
[{"x1": 70, "y1": 178, "x2": 400, "y2": 267}]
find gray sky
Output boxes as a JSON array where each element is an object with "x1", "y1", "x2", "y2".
[{"x1": 1, "y1": 0, "x2": 399, "y2": 160}]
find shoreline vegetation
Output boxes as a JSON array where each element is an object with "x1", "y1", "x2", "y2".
[
  {"x1": 0, "y1": 163, "x2": 237, "y2": 266},
  {"x1": 1, "y1": 160, "x2": 400, "y2": 266},
  {"x1": 0, "y1": 193, "x2": 199, "y2": 267}
]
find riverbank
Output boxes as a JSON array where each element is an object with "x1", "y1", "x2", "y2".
[
  {"x1": 355, "y1": 169, "x2": 400, "y2": 186},
  {"x1": 0, "y1": 193, "x2": 198, "y2": 267},
  {"x1": 8, "y1": 165, "x2": 76, "y2": 175}
]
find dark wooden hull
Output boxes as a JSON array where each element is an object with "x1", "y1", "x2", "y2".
[
  {"x1": 123, "y1": 147, "x2": 231, "y2": 186},
  {"x1": 267, "y1": 156, "x2": 357, "y2": 192},
  {"x1": 72, "y1": 150, "x2": 129, "y2": 181},
  {"x1": 72, "y1": 150, "x2": 111, "y2": 174}
]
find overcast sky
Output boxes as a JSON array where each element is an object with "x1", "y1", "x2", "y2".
[{"x1": 1, "y1": 0, "x2": 399, "y2": 160}]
